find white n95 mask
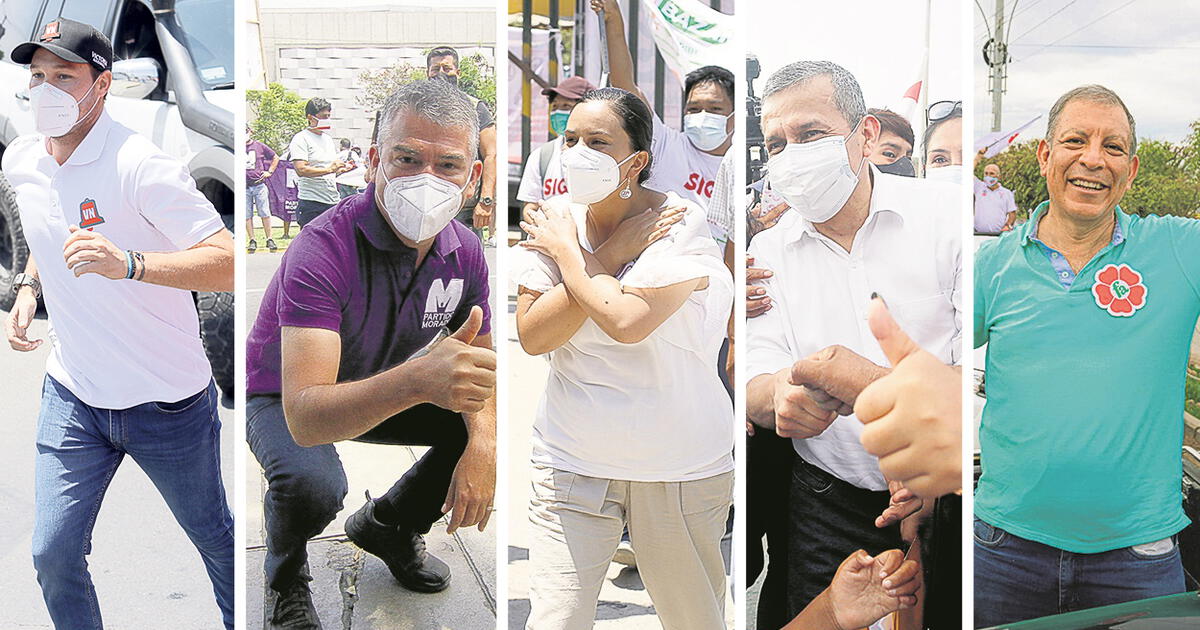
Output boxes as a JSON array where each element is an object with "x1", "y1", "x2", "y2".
[
  {"x1": 378, "y1": 172, "x2": 466, "y2": 242},
  {"x1": 767, "y1": 123, "x2": 867, "y2": 223},
  {"x1": 683, "y1": 111, "x2": 732, "y2": 151},
  {"x1": 925, "y1": 164, "x2": 963, "y2": 185},
  {"x1": 560, "y1": 143, "x2": 637, "y2": 204},
  {"x1": 30, "y1": 78, "x2": 101, "y2": 138}
]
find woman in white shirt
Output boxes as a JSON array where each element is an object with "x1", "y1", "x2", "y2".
[{"x1": 514, "y1": 87, "x2": 734, "y2": 630}]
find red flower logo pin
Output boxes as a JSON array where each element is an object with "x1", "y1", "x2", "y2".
[{"x1": 1092, "y1": 263, "x2": 1147, "y2": 317}]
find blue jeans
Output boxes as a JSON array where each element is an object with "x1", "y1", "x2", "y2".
[
  {"x1": 973, "y1": 518, "x2": 1185, "y2": 627},
  {"x1": 246, "y1": 181, "x2": 271, "y2": 219},
  {"x1": 32, "y1": 376, "x2": 234, "y2": 630}
]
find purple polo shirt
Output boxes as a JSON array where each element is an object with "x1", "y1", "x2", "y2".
[
  {"x1": 246, "y1": 183, "x2": 491, "y2": 395},
  {"x1": 246, "y1": 140, "x2": 276, "y2": 184}
]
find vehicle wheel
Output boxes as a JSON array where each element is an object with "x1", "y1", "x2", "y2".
[
  {"x1": 0, "y1": 173, "x2": 30, "y2": 312},
  {"x1": 196, "y1": 291, "x2": 234, "y2": 396}
]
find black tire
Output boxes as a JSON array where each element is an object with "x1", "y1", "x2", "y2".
[
  {"x1": 196, "y1": 291, "x2": 234, "y2": 396},
  {"x1": 0, "y1": 172, "x2": 30, "y2": 312}
]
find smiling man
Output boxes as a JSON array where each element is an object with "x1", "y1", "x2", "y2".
[
  {"x1": 245, "y1": 79, "x2": 496, "y2": 629},
  {"x1": 974, "y1": 85, "x2": 1200, "y2": 626},
  {"x1": 1, "y1": 18, "x2": 234, "y2": 629}
]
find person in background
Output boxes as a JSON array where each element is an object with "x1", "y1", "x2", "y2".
[
  {"x1": 517, "y1": 76, "x2": 597, "y2": 220},
  {"x1": 593, "y1": 0, "x2": 734, "y2": 209},
  {"x1": 290, "y1": 97, "x2": 348, "y2": 227},
  {"x1": 868, "y1": 108, "x2": 915, "y2": 177},
  {"x1": 922, "y1": 101, "x2": 962, "y2": 183},
  {"x1": 334, "y1": 138, "x2": 363, "y2": 199},
  {"x1": 427, "y1": 46, "x2": 498, "y2": 240},
  {"x1": 248, "y1": 125, "x2": 280, "y2": 253},
  {"x1": 973, "y1": 157, "x2": 1019, "y2": 234}
]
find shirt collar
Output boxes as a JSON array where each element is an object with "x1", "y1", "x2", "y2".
[
  {"x1": 1022, "y1": 200, "x2": 1128, "y2": 247},
  {"x1": 355, "y1": 182, "x2": 462, "y2": 259},
  {"x1": 61, "y1": 109, "x2": 113, "y2": 166},
  {"x1": 786, "y1": 165, "x2": 905, "y2": 244}
]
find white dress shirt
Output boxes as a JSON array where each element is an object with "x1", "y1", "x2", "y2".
[
  {"x1": 746, "y1": 169, "x2": 962, "y2": 490},
  {"x1": 513, "y1": 192, "x2": 735, "y2": 481},
  {"x1": 2, "y1": 111, "x2": 225, "y2": 408}
]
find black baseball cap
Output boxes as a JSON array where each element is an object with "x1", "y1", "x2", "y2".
[{"x1": 11, "y1": 18, "x2": 113, "y2": 74}]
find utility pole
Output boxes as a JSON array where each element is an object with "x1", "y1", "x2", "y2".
[{"x1": 985, "y1": 0, "x2": 1009, "y2": 132}]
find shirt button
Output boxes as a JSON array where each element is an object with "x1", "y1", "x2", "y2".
[
  {"x1": 1060, "y1": 271, "x2": 1069, "y2": 278},
  {"x1": 1051, "y1": 252, "x2": 1059, "y2": 258}
]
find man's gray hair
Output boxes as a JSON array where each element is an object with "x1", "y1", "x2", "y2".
[
  {"x1": 1046, "y1": 84, "x2": 1137, "y2": 155},
  {"x1": 376, "y1": 79, "x2": 479, "y2": 156},
  {"x1": 762, "y1": 60, "x2": 866, "y2": 129}
]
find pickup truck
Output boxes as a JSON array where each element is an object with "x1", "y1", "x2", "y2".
[{"x1": 0, "y1": 0, "x2": 234, "y2": 394}]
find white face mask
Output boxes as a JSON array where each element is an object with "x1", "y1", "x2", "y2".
[
  {"x1": 560, "y1": 143, "x2": 637, "y2": 204},
  {"x1": 767, "y1": 120, "x2": 867, "y2": 223},
  {"x1": 30, "y1": 78, "x2": 101, "y2": 138},
  {"x1": 683, "y1": 111, "x2": 732, "y2": 151},
  {"x1": 925, "y1": 164, "x2": 962, "y2": 185},
  {"x1": 377, "y1": 171, "x2": 467, "y2": 242}
]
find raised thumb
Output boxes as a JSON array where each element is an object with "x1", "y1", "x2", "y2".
[
  {"x1": 449, "y1": 305, "x2": 483, "y2": 344},
  {"x1": 867, "y1": 294, "x2": 921, "y2": 367}
]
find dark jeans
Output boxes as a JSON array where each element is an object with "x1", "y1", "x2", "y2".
[
  {"x1": 974, "y1": 518, "x2": 1186, "y2": 627},
  {"x1": 747, "y1": 430, "x2": 793, "y2": 630},
  {"x1": 785, "y1": 456, "x2": 901, "y2": 618},
  {"x1": 296, "y1": 199, "x2": 334, "y2": 227},
  {"x1": 246, "y1": 395, "x2": 467, "y2": 591},
  {"x1": 921, "y1": 494, "x2": 962, "y2": 630}
]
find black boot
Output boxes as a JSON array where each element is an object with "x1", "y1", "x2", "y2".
[{"x1": 344, "y1": 493, "x2": 451, "y2": 593}]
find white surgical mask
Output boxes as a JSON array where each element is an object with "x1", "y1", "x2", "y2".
[
  {"x1": 683, "y1": 111, "x2": 731, "y2": 151},
  {"x1": 560, "y1": 143, "x2": 637, "y2": 204},
  {"x1": 377, "y1": 171, "x2": 467, "y2": 242},
  {"x1": 925, "y1": 164, "x2": 962, "y2": 185},
  {"x1": 767, "y1": 121, "x2": 866, "y2": 223},
  {"x1": 30, "y1": 78, "x2": 100, "y2": 138}
]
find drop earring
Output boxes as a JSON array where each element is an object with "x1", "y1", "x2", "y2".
[{"x1": 619, "y1": 180, "x2": 632, "y2": 199}]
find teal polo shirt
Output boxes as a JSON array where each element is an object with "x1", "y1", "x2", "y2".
[{"x1": 975, "y1": 202, "x2": 1200, "y2": 553}]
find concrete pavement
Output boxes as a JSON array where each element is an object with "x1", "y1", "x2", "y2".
[
  {"x1": 0, "y1": 312, "x2": 236, "y2": 629},
  {"x1": 244, "y1": 237, "x2": 498, "y2": 630}
]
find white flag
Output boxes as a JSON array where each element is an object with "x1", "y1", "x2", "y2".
[
  {"x1": 639, "y1": 0, "x2": 736, "y2": 81},
  {"x1": 975, "y1": 116, "x2": 1041, "y2": 158}
]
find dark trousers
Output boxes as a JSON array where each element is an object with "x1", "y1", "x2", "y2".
[
  {"x1": 246, "y1": 395, "x2": 467, "y2": 591},
  {"x1": 786, "y1": 456, "x2": 902, "y2": 617},
  {"x1": 296, "y1": 199, "x2": 334, "y2": 227},
  {"x1": 921, "y1": 494, "x2": 962, "y2": 630},
  {"x1": 747, "y1": 430, "x2": 793, "y2": 630}
]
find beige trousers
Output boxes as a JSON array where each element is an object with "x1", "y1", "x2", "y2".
[{"x1": 525, "y1": 466, "x2": 733, "y2": 630}]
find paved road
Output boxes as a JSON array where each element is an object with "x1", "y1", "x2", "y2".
[
  {"x1": 244, "y1": 239, "x2": 498, "y2": 630},
  {"x1": 0, "y1": 310, "x2": 235, "y2": 628}
]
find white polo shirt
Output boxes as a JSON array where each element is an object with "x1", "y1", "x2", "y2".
[
  {"x1": 973, "y1": 177, "x2": 1018, "y2": 234},
  {"x1": 516, "y1": 137, "x2": 567, "y2": 203},
  {"x1": 513, "y1": 192, "x2": 734, "y2": 481},
  {"x1": 289, "y1": 129, "x2": 338, "y2": 204},
  {"x1": 745, "y1": 169, "x2": 962, "y2": 490},
  {"x1": 2, "y1": 111, "x2": 225, "y2": 409},
  {"x1": 644, "y1": 113, "x2": 724, "y2": 209}
]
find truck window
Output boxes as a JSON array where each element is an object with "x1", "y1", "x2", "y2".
[
  {"x1": 0, "y1": 2, "x2": 46, "y2": 64},
  {"x1": 56, "y1": 1, "x2": 117, "y2": 34}
]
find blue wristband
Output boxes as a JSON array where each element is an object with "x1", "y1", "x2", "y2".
[{"x1": 125, "y1": 250, "x2": 135, "y2": 279}]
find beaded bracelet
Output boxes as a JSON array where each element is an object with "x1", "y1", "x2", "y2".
[{"x1": 125, "y1": 250, "x2": 135, "y2": 279}]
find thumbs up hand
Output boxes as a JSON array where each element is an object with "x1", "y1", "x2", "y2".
[
  {"x1": 419, "y1": 306, "x2": 497, "y2": 413},
  {"x1": 855, "y1": 296, "x2": 962, "y2": 499}
]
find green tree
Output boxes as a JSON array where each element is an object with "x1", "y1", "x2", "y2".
[
  {"x1": 974, "y1": 140, "x2": 1047, "y2": 220},
  {"x1": 246, "y1": 83, "x2": 308, "y2": 155},
  {"x1": 355, "y1": 51, "x2": 496, "y2": 114}
]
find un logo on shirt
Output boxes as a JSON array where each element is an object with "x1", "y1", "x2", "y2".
[{"x1": 423, "y1": 278, "x2": 463, "y2": 329}]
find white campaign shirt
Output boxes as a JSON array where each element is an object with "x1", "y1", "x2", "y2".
[
  {"x1": 516, "y1": 137, "x2": 566, "y2": 203},
  {"x1": 644, "y1": 113, "x2": 724, "y2": 209},
  {"x1": 973, "y1": 177, "x2": 1018, "y2": 234},
  {"x1": 745, "y1": 169, "x2": 962, "y2": 490},
  {"x1": 288, "y1": 129, "x2": 338, "y2": 204},
  {"x1": 2, "y1": 111, "x2": 225, "y2": 408},
  {"x1": 513, "y1": 192, "x2": 734, "y2": 481}
]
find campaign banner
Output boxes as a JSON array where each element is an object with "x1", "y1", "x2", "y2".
[
  {"x1": 639, "y1": 0, "x2": 735, "y2": 80},
  {"x1": 264, "y1": 161, "x2": 299, "y2": 221}
]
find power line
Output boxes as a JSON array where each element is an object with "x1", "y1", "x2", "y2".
[
  {"x1": 1019, "y1": 0, "x2": 1138, "y2": 61},
  {"x1": 1011, "y1": 43, "x2": 1200, "y2": 50},
  {"x1": 1011, "y1": 0, "x2": 1080, "y2": 43}
]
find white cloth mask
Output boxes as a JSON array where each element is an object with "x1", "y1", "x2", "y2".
[
  {"x1": 30, "y1": 78, "x2": 100, "y2": 138},
  {"x1": 767, "y1": 121, "x2": 866, "y2": 223},
  {"x1": 683, "y1": 111, "x2": 732, "y2": 151},
  {"x1": 925, "y1": 164, "x2": 962, "y2": 185},
  {"x1": 378, "y1": 172, "x2": 467, "y2": 242},
  {"x1": 560, "y1": 143, "x2": 637, "y2": 204}
]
